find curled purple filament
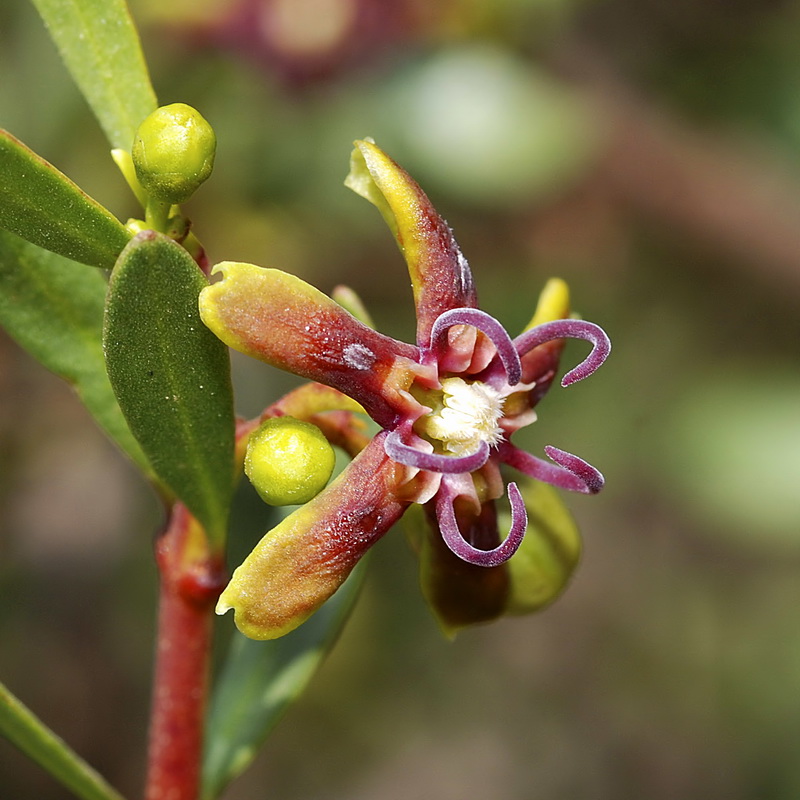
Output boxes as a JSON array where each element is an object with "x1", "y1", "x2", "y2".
[
  {"x1": 384, "y1": 428, "x2": 490, "y2": 474},
  {"x1": 429, "y1": 307, "x2": 523, "y2": 386},
  {"x1": 436, "y1": 479, "x2": 527, "y2": 567},
  {"x1": 500, "y1": 443, "x2": 605, "y2": 495},
  {"x1": 514, "y1": 319, "x2": 610, "y2": 386}
]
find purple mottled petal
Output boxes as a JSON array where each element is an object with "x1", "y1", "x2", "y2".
[
  {"x1": 384, "y1": 428, "x2": 490, "y2": 474},
  {"x1": 348, "y1": 141, "x2": 478, "y2": 346},
  {"x1": 514, "y1": 320, "x2": 610, "y2": 387},
  {"x1": 217, "y1": 432, "x2": 411, "y2": 639},
  {"x1": 200, "y1": 262, "x2": 422, "y2": 427},
  {"x1": 500, "y1": 442, "x2": 604, "y2": 494},
  {"x1": 436, "y1": 478, "x2": 527, "y2": 567},
  {"x1": 429, "y1": 308, "x2": 522, "y2": 386}
]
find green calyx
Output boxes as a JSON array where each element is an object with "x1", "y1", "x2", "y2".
[
  {"x1": 245, "y1": 417, "x2": 336, "y2": 506},
  {"x1": 132, "y1": 103, "x2": 216, "y2": 205}
]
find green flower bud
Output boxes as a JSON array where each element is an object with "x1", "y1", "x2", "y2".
[
  {"x1": 132, "y1": 103, "x2": 216, "y2": 204},
  {"x1": 245, "y1": 417, "x2": 335, "y2": 506}
]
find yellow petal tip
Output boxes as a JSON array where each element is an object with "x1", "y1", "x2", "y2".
[{"x1": 525, "y1": 277, "x2": 571, "y2": 330}]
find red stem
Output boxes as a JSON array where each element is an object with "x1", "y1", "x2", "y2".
[{"x1": 144, "y1": 504, "x2": 227, "y2": 800}]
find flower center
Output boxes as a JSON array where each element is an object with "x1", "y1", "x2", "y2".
[{"x1": 421, "y1": 377, "x2": 505, "y2": 456}]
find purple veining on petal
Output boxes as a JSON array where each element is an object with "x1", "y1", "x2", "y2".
[
  {"x1": 499, "y1": 442, "x2": 604, "y2": 494},
  {"x1": 514, "y1": 320, "x2": 610, "y2": 387},
  {"x1": 384, "y1": 429, "x2": 490, "y2": 474},
  {"x1": 437, "y1": 478, "x2": 527, "y2": 567},
  {"x1": 429, "y1": 308, "x2": 522, "y2": 386}
]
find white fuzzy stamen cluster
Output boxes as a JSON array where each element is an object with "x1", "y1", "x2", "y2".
[{"x1": 422, "y1": 377, "x2": 505, "y2": 456}]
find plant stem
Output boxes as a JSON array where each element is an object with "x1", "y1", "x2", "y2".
[
  {"x1": 144, "y1": 504, "x2": 226, "y2": 800},
  {"x1": 144, "y1": 198, "x2": 171, "y2": 233}
]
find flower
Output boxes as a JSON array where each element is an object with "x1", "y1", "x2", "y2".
[{"x1": 199, "y1": 139, "x2": 610, "y2": 639}]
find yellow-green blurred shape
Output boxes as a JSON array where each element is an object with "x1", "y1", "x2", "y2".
[
  {"x1": 390, "y1": 45, "x2": 605, "y2": 206},
  {"x1": 504, "y1": 480, "x2": 582, "y2": 614},
  {"x1": 661, "y1": 367, "x2": 800, "y2": 550}
]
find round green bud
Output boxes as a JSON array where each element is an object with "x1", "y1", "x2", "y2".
[
  {"x1": 245, "y1": 417, "x2": 336, "y2": 506},
  {"x1": 132, "y1": 103, "x2": 216, "y2": 204}
]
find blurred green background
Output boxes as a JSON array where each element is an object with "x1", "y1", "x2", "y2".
[{"x1": 1, "y1": 0, "x2": 800, "y2": 797}]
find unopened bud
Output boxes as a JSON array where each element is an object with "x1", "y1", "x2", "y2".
[
  {"x1": 132, "y1": 103, "x2": 216, "y2": 204},
  {"x1": 245, "y1": 417, "x2": 335, "y2": 506}
]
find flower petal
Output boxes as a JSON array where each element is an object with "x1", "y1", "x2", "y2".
[
  {"x1": 517, "y1": 278, "x2": 571, "y2": 399},
  {"x1": 417, "y1": 499, "x2": 511, "y2": 637},
  {"x1": 216, "y1": 432, "x2": 410, "y2": 640},
  {"x1": 345, "y1": 140, "x2": 478, "y2": 346},
  {"x1": 415, "y1": 478, "x2": 583, "y2": 634},
  {"x1": 264, "y1": 382, "x2": 365, "y2": 418},
  {"x1": 501, "y1": 479, "x2": 582, "y2": 615},
  {"x1": 523, "y1": 277, "x2": 571, "y2": 331},
  {"x1": 200, "y1": 261, "x2": 422, "y2": 427}
]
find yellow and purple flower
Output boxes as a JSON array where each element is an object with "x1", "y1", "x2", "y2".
[{"x1": 200, "y1": 140, "x2": 610, "y2": 639}]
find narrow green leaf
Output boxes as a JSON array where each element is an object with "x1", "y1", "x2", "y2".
[
  {"x1": 0, "y1": 679, "x2": 126, "y2": 800},
  {"x1": 30, "y1": 0, "x2": 157, "y2": 151},
  {"x1": 202, "y1": 560, "x2": 367, "y2": 799},
  {"x1": 0, "y1": 130, "x2": 131, "y2": 269},
  {"x1": 0, "y1": 229, "x2": 153, "y2": 479},
  {"x1": 104, "y1": 232, "x2": 234, "y2": 545}
]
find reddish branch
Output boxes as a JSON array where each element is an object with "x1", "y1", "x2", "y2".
[{"x1": 144, "y1": 504, "x2": 227, "y2": 800}]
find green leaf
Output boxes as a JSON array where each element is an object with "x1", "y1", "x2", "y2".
[
  {"x1": 202, "y1": 560, "x2": 367, "y2": 800},
  {"x1": 0, "y1": 130, "x2": 131, "y2": 269},
  {"x1": 0, "y1": 679, "x2": 126, "y2": 800},
  {"x1": 104, "y1": 231, "x2": 235, "y2": 545},
  {"x1": 0, "y1": 229, "x2": 153, "y2": 478},
  {"x1": 30, "y1": 0, "x2": 157, "y2": 151}
]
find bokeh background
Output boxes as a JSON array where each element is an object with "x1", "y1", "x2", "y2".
[{"x1": 2, "y1": 0, "x2": 800, "y2": 797}]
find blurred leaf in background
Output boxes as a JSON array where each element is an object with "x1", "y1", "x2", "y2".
[{"x1": 659, "y1": 367, "x2": 800, "y2": 551}]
